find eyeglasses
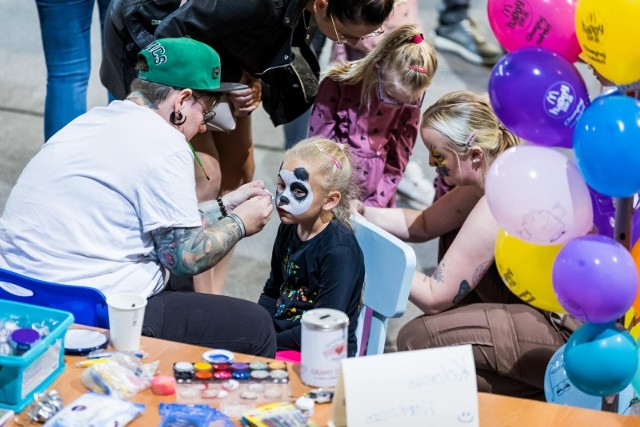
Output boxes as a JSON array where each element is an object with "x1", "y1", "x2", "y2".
[
  {"x1": 376, "y1": 67, "x2": 424, "y2": 107},
  {"x1": 191, "y1": 94, "x2": 218, "y2": 123},
  {"x1": 329, "y1": 13, "x2": 384, "y2": 46}
]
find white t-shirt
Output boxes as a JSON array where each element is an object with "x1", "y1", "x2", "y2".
[{"x1": 0, "y1": 100, "x2": 201, "y2": 297}]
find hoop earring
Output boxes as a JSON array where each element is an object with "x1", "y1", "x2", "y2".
[{"x1": 170, "y1": 110, "x2": 186, "y2": 126}]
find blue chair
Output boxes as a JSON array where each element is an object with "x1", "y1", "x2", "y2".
[
  {"x1": 0, "y1": 267, "x2": 108, "y2": 328},
  {"x1": 352, "y1": 214, "x2": 416, "y2": 356}
]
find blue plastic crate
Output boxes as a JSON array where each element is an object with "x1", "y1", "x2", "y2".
[{"x1": 0, "y1": 299, "x2": 74, "y2": 412}]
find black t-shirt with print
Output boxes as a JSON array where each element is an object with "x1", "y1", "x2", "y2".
[{"x1": 258, "y1": 219, "x2": 364, "y2": 357}]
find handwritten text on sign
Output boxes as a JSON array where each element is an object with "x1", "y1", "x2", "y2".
[{"x1": 340, "y1": 345, "x2": 478, "y2": 427}]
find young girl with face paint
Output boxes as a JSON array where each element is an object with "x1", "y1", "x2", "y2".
[
  {"x1": 258, "y1": 137, "x2": 365, "y2": 357},
  {"x1": 309, "y1": 25, "x2": 438, "y2": 208},
  {"x1": 359, "y1": 91, "x2": 579, "y2": 399}
]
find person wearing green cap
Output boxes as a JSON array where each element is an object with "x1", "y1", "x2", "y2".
[
  {"x1": 0, "y1": 38, "x2": 277, "y2": 356},
  {"x1": 101, "y1": 0, "x2": 396, "y2": 295}
]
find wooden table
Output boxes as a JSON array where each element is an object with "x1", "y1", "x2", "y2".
[{"x1": 11, "y1": 327, "x2": 640, "y2": 426}]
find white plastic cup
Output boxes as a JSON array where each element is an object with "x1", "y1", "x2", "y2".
[
  {"x1": 300, "y1": 308, "x2": 349, "y2": 387},
  {"x1": 106, "y1": 293, "x2": 147, "y2": 352}
]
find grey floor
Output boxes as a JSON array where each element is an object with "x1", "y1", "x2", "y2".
[{"x1": 0, "y1": 1, "x2": 600, "y2": 352}]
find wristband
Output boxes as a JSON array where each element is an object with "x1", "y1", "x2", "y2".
[
  {"x1": 216, "y1": 196, "x2": 228, "y2": 217},
  {"x1": 228, "y1": 213, "x2": 246, "y2": 238}
]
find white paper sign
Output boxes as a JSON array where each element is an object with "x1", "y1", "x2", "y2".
[{"x1": 336, "y1": 345, "x2": 478, "y2": 427}]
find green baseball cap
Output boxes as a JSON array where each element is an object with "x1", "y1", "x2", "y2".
[{"x1": 137, "y1": 38, "x2": 247, "y2": 93}]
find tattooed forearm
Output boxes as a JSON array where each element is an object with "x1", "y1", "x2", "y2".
[
  {"x1": 452, "y1": 280, "x2": 471, "y2": 305},
  {"x1": 199, "y1": 200, "x2": 224, "y2": 228},
  {"x1": 433, "y1": 261, "x2": 445, "y2": 283},
  {"x1": 472, "y1": 261, "x2": 492, "y2": 286},
  {"x1": 152, "y1": 218, "x2": 241, "y2": 276}
]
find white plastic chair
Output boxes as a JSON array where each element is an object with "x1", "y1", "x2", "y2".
[{"x1": 352, "y1": 214, "x2": 416, "y2": 356}]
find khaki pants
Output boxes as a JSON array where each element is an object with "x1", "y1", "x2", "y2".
[
  {"x1": 397, "y1": 229, "x2": 578, "y2": 400},
  {"x1": 397, "y1": 303, "x2": 573, "y2": 400}
]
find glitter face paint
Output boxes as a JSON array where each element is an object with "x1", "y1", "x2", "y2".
[{"x1": 429, "y1": 146, "x2": 450, "y2": 177}]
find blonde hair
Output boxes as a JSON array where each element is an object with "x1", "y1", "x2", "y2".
[
  {"x1": 324, "y1": 25, "x2": 438, "y2": 106},
  {"x1": 421, "y1": 91, "x2": 520, "y2": 163},
  {"x1": 284, "y1": 137, "x2": 357, "y2": 228}
]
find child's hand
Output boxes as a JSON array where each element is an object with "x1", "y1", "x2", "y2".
[
  {"x1": 232, "y1": 195, "x2": 273, "y2": 237},
  {"x1": 223, "y1": 180, "x2": 269, "y2": 211}
]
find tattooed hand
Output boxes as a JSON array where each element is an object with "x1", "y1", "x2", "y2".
[
  {"x1": 222, "y1": 180, "x2": 269, "y2": 211},
  {"x1": 232, "y1": 194, "x2": 273, "y2": 236}
]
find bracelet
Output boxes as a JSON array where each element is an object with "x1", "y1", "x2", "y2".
[
  {"x1": 228, "y1": 213, "x2": 246, "y2": 238},
  {"x1": 216, "y1": 196, "x2": 228, "y2": 217}
]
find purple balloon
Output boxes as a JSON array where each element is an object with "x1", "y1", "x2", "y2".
[
  {"x1": 552, "y1": 235, "x2": 638, "y2": 323},
  {"x1": 489, "y1": 47, "x2": 590, "y2": 148},
  {"x1": 589, "y1": 187, "x2": 615, "y2": 238},
  {"x1": 634, "y1": 207, "x2": 640, "y2": 247}
]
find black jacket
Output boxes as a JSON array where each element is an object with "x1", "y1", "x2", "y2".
[{"x1": 100, "y1": 0, "x2": 319, "y2": 125}]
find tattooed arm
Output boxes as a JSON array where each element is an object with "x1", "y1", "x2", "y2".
[
  {"x1": 152, "y1": 189, "x2": 273, "y2": 277},
  {"x1": 408, "y1": 196, "x2": 497, "y2": 315},
  {"x1": 362, "y1": 185, "x2": 482, "y2": 243},
  {"x1": 152, "y1": 217, "x2": 243, "y2": 277}
]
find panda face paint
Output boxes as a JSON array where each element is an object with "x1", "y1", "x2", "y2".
[{"x1": 275, "y1": 167, "x2": 314, "y2": 215}]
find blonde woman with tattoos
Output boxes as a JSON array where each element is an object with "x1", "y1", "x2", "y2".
[{"x1": 358, "y1": 91, "x2": 578, "y2": 400}]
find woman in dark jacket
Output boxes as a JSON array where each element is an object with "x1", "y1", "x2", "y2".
[{"x1": 100, "y1": 0, "x2": 394, "y2": 294}]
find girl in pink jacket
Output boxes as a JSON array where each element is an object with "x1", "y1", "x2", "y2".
[{"x1": 309, "y1": 25, "x2": 437, "y2": 207}]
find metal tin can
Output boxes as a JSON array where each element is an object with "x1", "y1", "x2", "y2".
[{"x1": 300, "y1": 308, "x2": 349, "y2": 387}]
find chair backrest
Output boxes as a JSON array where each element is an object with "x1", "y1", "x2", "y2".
[
  {"x1": 0, "y1": 268, "x2": 109, "y2": 328},
  {"x1": 352, "y1": 214, "x2": 416, "y2": 356}
]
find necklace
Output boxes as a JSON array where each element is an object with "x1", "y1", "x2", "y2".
[{"x1": 302, "y1": 11, "x2": 310, "y2": 30}]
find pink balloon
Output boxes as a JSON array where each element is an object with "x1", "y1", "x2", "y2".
[{"x1": 488, "y1": 0, "x2": 581, "y2": 62}]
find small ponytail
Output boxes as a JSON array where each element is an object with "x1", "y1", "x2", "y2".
[{"x1": 497, "y1": 123, "x2": 520, "y2": 152}]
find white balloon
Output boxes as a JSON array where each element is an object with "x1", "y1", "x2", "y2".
[{"x1": 486, "y1": 146, "x2": 593, "y2": 245}]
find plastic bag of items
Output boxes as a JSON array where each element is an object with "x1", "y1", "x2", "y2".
[{"x1": 81, "y1": 353, "x2": 158, "y2": 399}]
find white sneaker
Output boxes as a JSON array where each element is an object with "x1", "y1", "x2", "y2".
[{"x1": 397, "y1": 161, "x2": 436, "y2": 209}]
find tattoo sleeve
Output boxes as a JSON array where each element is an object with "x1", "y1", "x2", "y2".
[
  {"x1": 198, "y1": 200, "x2": 224, "y2": 228},
  {"x1": 152, "y1": 217, "x2": 242, "y2": 276}
]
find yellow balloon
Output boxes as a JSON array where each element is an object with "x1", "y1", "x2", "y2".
[
  {"x1": 495, "y1": 229, "x2": 566, "y2": 312},
  {"x1": 575, "y1": 0, "x2": 640, "y2": 85},
  {"x1": 624, "y1": 307, "x2": 640, "y2": 341}
]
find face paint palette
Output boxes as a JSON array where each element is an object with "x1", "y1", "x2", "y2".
[{"x1": 173, "y1": 360, "x2": 292, "y2": 418}]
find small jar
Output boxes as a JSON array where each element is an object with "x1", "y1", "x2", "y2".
[
  {"x1": 10, "y1": 328, "x2": 40, "y2": 355},
  {"x1": 295, "y1": 396, "x2": 315, "y2": 419},
  {"x1": 173, "y1": 361, "x2": 195, "y2": 381}
]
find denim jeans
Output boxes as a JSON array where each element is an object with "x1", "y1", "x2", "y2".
[{"x1": 35, "y1": 0, "x2": 110, "y2": 141}]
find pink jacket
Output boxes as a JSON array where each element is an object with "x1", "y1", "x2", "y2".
[{"x1": 309, "y1": 77, "x2": 421, "y2": 208}]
